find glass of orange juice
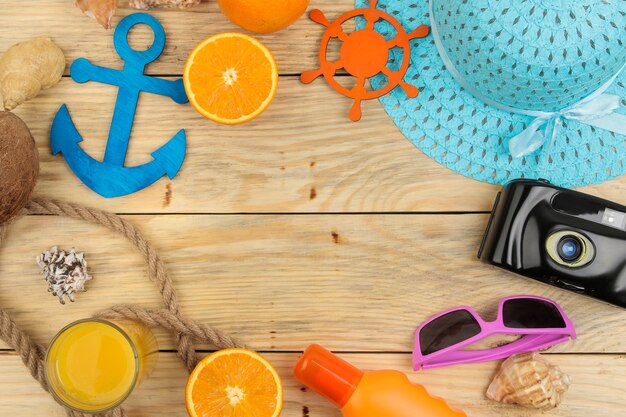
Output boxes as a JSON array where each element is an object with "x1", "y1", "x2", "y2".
[{"x1": 45, "y1": 318, "x2": 158, "y2": 413}]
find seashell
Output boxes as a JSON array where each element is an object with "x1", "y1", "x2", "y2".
[
  {"x1": 486, "y1": 352, "x2": 572, "y2": 410},
  {"x1": 129, "y1": 0, "x2": 201, "y2": 10},
  {"x1": 0, "y1": 36, "x2": 65, "y2": 111},
  {"x1": 75, "y1": 0, "x2": 117, "y2": 29},
  {"x1": 37, "y1": 246, "x2": 93, "y2": 304}
]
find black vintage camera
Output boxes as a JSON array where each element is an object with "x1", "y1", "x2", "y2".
[{"x1": 479, "y1": 179, "x2": 626, "y2": 308}]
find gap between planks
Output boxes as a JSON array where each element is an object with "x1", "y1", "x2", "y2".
[
  {"x1": 2, "y1": 214, "x2": 625, "y2": 352},
  {"x1": 1, "y1": 349, "x2": 622, "y2": 356},
  {"x1": 2, "y1": 352, "x2": 625, "y2": 417}
]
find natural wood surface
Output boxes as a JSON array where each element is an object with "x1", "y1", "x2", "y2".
[
  {"x1": 1, "y1": 215, "x2": 624, "y2": 352},
  {"x1": 13, "y1": 78, "x2": 504, "y2": 213},
  {"x1": 10, "y1": 80, "x2": 626, "y2": 214},
  {"x1": 1, "y1": 1, "x2": 625, "y2": 417},
  {"x1": 4, "y1": 1, "x2": 626, "y2": 214},
  {"x1": 0, "y1": 1, "x2": 350, "y2": 76},
  {"x1": 2, "y1": 352, "x2": 625, "y2": 417}
]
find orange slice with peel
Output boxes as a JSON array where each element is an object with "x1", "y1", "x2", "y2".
[
  {"x1": 186, "y1": 348, "x2": 283, "y2": 417},
  {"x1": 183, "y1": 33, "x2": 278, "y2": 125}
]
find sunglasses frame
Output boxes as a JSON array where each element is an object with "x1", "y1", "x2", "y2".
[{"x1": 412, "y1": 295, "x2": 576, "y2": 370}]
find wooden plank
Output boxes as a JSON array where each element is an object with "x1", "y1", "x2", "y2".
[
  {"x1": 12, "y1": 79, "x2": 626, "y2": 214},
  {"x1": 0, "y1": 0, "x2": 356, "y2": 76},
  {"x1": 4, "y1": 1, "x2": 626, "y2": 213},
  {"x1": 1, "y1": 214, "x2": 624, "y2": 352},
  {"x1": 1, "y1": 351, "x2": 624, "y2": 417},
  {"x1": 2, "y1": 3, "x2": 623, "y2": 417},
  {"x1": 14, "y1": 77, "x2": 499, "y2": 213}
]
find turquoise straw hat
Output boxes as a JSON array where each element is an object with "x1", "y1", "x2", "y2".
[{"x1": 354, "y1": 0, "x2": 626, "y2": 187}]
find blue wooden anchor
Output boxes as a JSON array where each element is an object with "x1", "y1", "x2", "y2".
[{"x1": 50, "y1": 13, "x2": 188, "y2": 198}]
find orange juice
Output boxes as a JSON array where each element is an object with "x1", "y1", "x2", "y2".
[{"x1": 45, "y1": 319, "x2": 158, "y2": 413}]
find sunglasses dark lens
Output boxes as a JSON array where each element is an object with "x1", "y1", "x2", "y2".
[
  {"x1": 502, "y1": 298, "x2": 566, "y2": 329},
  {"x1": 419, "y1": 310, "x2": 482, "y2": 356}
]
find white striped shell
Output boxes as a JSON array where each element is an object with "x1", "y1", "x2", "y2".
[{"x1": 486, "y1": 352, "x2": 571, "y2": 410}]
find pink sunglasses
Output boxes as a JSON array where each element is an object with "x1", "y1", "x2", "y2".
[{"x1": 412, "y1": 295, "x2": 576, "y2": 370}]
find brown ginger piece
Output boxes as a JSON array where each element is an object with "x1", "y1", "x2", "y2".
[
  {"x1": 0, "y1": 36, "x2": 65, "y2": 111},
  {"x1": 129, "y1": 0, "x2": 201, "y2": 9}
]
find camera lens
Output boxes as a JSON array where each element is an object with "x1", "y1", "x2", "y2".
[
  {"x1": 546, "y1": 231, "x2": 594, "y2": 268},
  {"x1": 557, "y1": 236, "x2": 583, "y2": 263}
]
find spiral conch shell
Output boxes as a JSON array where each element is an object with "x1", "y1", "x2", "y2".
[
  {"x1": 0, "y1": 37, "x2": 65, "y2": 111},
  {"x1": 75, "y1": 0, "x2": 117, "y2": 29},
  {"x1": 486, "y1": 352, "x2": 572, "y2": 410}
]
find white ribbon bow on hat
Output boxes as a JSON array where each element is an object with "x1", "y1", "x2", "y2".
[{"x1": 509, "y1": 93, "x2": 625, "y2": 158}]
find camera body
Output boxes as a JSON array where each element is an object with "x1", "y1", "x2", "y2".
[{"x1": 479, "y1": 179, "x2": 626, "y2": 308}]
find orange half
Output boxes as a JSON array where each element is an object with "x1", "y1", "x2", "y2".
[
  {"x1": 184, "y1": 33, "x2": 278, "y2": 125},
  {"x1": 186, "y1": 348, "x2": 283, "y2": 417}
]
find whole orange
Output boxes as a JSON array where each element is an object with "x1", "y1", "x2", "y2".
[{"x1": 217, "y1": 0, "x2": 310, "y2": 34}]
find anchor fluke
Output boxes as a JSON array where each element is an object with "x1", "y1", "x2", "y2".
[
  {"x1": 51, "y1": 104, "x2": 83, "y2": 156},
  {"x1": 50, "y1": 104, "x2": 186, "y2": 198},
  {"x1": 50, "y1": 13, "x2": 188, "y2": 198},
  {"x1": 151, "y1": 129, "x2": 186, "y2": 179}
]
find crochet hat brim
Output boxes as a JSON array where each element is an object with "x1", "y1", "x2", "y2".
[{"x1": 356, "y1": 0, "x2": 626, "y2": 188}]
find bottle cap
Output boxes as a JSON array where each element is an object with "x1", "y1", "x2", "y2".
[{"x1": 294, "y1": 344, "x2": 363, "y2": 408}]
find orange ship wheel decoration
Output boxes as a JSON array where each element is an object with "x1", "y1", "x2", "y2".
[{"x1": 301, "y1": 0, "x2": 430, "y2": 121}]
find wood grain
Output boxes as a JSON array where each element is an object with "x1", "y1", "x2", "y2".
[
  {"x1": 2, "y1": 2, "x2": 625, "y2": 416},
  {"x1": 1, "y1": 214, "x2": 624, "y2": 352},
  {"x1": 0, "y1": 0, "x2": 355, "y2": 76},
  {"x1": 1, "y1": 351, "x2": 624, "y2": 417},
  {"x1": 11, "y1": 79, "x2": 626, "y2": 214},
  {"x1": 4, "y1": 0, "x2": 626, "y2": 213}
]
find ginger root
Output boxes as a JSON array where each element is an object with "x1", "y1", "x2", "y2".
[
  {"x1": 129, "y1": 0, "x2": 201, "y2": 9},
  {"x1": 75, "y1": 0, "x2": 117, "y2": 30},
  {"x1": 0, "y1": 37, "x2": 65, "y2": 111}
]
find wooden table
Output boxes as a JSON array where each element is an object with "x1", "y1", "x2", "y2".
[{"x1": 1, "y1": 1, "x2": 625, "y2": 416}]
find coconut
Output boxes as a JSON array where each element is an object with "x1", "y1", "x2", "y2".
[{"x1": 0, "y1": 111, "x2": 39, "y2": 225}]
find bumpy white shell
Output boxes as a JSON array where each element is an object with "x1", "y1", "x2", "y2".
[
  {"x1": 486, "y1": 352, "x2": 572, "y2": 410},
  {"x1": 36, "y1": 246, "x2": 93, "y2": 304}
]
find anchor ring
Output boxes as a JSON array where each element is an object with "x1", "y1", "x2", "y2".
[{"x1": 114, "y1": 13, "x2": 166, "y2": 66}]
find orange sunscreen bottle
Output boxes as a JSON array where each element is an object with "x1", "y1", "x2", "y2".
[{"x1": 294, "y1": 344, "x2": 466, "y2": 417}]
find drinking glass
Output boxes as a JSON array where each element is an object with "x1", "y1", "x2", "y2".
[{"x1": 45, "y1": 318, "x2": 158, "y2": 413}]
